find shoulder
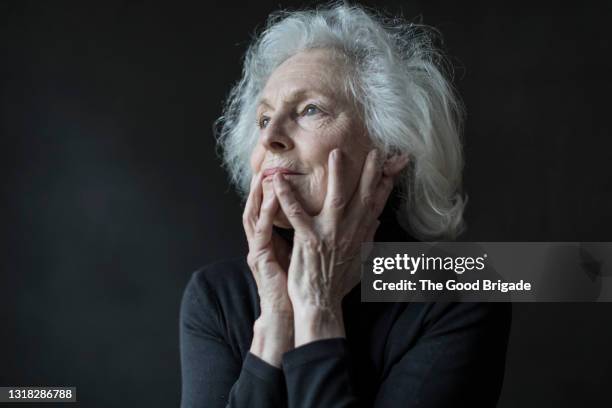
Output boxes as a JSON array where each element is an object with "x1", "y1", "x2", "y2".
[
  {"x1": 381, "y1": 301, "x2": 511, "y2": 373},
  {"x1": 186, "y1": 257, "x2": 253, "y2": 297},
  {"x1": 383, "y1": 301, "x2": 511, "y2": 359},
  {"x1": 180, "y1": 257, "x2": 259, "y2": 339},
  {"x1": 439, "y1": 302, "x2": 512, "y2": 345},
  {"x1": 182, "y1": 257, "x2": 256, "y2": 312},
  {"x1": 376, "y1": 302, "x2": 512, "y2": 407},
  {"x1": 398, "y1": 302, "x2": 512, "y2": 351},
  {"x1": 421, "y1": 301, "x2": 512, "y2": 330},
  {"x1": 390, "y1": 301, "x2": 511, "y2": 335},
  {"x1": 410, "y1": 302, "x2": 513, "y2": 379}
]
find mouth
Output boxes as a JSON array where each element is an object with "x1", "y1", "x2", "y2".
[{"x1": 262, "y1": 167, "x2": 304, "y2": 180}]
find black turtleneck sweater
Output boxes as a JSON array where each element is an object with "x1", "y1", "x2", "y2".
[{"x1": 179, "y1": 200, "x2": 512, "y2": 407}]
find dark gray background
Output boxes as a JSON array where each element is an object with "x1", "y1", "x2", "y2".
[{"x1": 1, "y1": 0, "x2": 611, "y2": 406}]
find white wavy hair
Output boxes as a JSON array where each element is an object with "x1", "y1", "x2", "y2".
[{"x1": 214, "y1": 1, "x2": 466, "y2": 240}]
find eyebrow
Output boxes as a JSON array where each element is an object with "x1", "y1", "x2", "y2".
[{"x1": 257, "y1": 88, "x2": 331, "y2": 111}]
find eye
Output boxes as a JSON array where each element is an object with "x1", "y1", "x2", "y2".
[
  {"x1": 302, "y1": 104, "x2": 321, "y2": 116},
  {"x1": 257, "y1": 115, "x2": 270, "y2": 129}
]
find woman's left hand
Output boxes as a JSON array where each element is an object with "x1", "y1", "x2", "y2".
[{"x1": 272, "y1": 148, "x2": 407, "y2": 346}]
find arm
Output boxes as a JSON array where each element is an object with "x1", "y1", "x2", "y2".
[
  {"x1": 281, "y1": 302, "x2": 511, "y2": 408},
  {"x1": 179, "y1": 271, "x2": 288, "y2": 408},
  {"x1": 372, "y1": 302, "x2": 511, "y2": 407},
  {"x1": 243, "y1": 170, "x2": 296, "y2": 369},
  {"x1": 267, "y1": 147, "x2": 397, "y2": 407},
  {"x1": 178, "y1": 170, "x2": 296, "y2": 407}
]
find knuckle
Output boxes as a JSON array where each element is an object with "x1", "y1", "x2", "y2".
[
  {"x1": 275, "y1": 189, "x2": 288, "y2": 201},
  {"x1": 276, "y1": 182, "x2": 290, "y2": 194},
  {"x1": 361, "y1": 194, "x2": 376, "y2": 210},
  {"x1": 255, "y1": 224, "x2": 266, "y2": 235},
  {"x1": 287, "y1": 203, "x2": 303, "y2": 218},
  {"x1": 246, "y1": 253, "x2": 256, "y2": 270},
  {"x1": 247, "y1": 250, "x2": 268, "y2": 271},
  {"x1": 299, "y1": 232, "x2": 320, "y2": 250},
  {"x1": 330, "y1": 195, "x2": 346, "y2": 210}
]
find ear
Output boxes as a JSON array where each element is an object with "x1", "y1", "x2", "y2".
[{"x1": 383, "y1": 152, "x2": 410, "y2": 177}]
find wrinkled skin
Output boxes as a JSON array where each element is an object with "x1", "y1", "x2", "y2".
[{"x1": 243, "y1": 48, "x2": 409, "y2": 364}]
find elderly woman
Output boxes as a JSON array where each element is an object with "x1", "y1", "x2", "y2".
[{"x1": 180, "y1": 3, "x2": 511, "y2": 408}]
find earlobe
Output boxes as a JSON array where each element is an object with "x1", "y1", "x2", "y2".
[{"x1": 383, "y1": 152, "x2": 410, "y2": 177}]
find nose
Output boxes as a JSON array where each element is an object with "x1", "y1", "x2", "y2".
[{"x1": 261, "y1": 115, "x2": 294, "y2": 153}]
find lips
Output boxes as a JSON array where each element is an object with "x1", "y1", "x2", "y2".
[{"x1": 262, "y1": 167, "x2": 303, "y2": 179}]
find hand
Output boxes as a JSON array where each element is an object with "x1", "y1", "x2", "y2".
[
  {"x1": 243, "y1": 172, "x2": 294, "y2": 366},
  {"x1": 272, "y1": 148, "x2": 408, "y2": 346}
]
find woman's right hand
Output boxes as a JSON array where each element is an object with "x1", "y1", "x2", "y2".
[{"x1": 243, "y1": 172, "x2": 294, "y2": 366}]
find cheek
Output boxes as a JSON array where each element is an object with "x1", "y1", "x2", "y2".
[
  {"x1": 308, "y1": 168, "x2": 327, "y2": 202},
  {"x1": 345, "y1": 154, "x2": 367, "y2": 186},
  {"x1": 250, "y1": 144, "x2": 265, "y2": 173},
  {"x1": 298, "y1": 145, "x2": 362, "y2": 209},
  {"x1": 288, "y1": 167, "x2": 327, "y2": 215}
]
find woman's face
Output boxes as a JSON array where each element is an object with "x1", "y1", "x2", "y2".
[{"x1": 250, "y1": 48, "x2": 373, "y2": 228}]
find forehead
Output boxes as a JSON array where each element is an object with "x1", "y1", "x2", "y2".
[{"x1": 259, "y1": 48, "x2": 348, "y2": 103}]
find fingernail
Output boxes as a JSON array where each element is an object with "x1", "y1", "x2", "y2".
[{"x1": 333, "y1": 149, "x2": 341, "y2": 161}]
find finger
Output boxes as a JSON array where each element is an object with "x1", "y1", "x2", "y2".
[
  {"x1": 322, "y1": 148, "x2": 348, "y2": 220},
  {"x1": 252, "y1": 184, "x2": 279, "y2": 251},
  {"x1": 371, "y1": 175, "x2": 395, "y2": 220},
  {"x1": 353, "y1": 218, "x2": 380, "y2": 287},
  {"x1": 347, "y1": 148, "x2": 383, "y2": 222},
  {"x1": 353, "y1": 176, "x2": 392, "y2": 243},
  {"x1": 243, "y1": 173, "x2": 263, "y2": 239},
  {"x1": 242, "y1": 172, "x2": 264, "y2": 239},
  {"x1": 383, "y1": 152, "x2": 410, "y2": 177},
  {"x1": 272, "y1": 173, "x2": 312, "y2": 233},
  {"x1": 365, "y1": 218, "x2": 381, "y2": 242}
]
